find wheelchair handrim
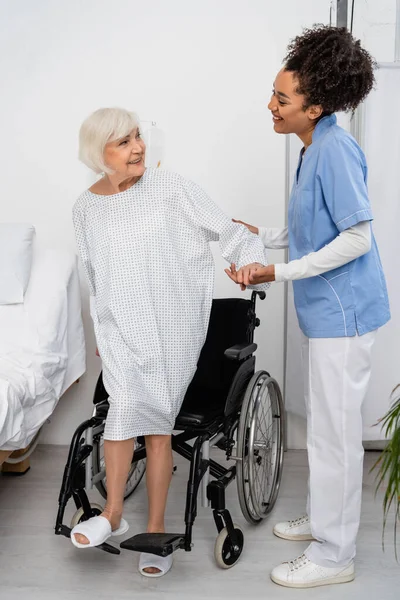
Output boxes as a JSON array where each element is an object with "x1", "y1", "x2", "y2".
[
  {"x1": 236, "y1": 371, "x2": 269, "y2": 524},
  {"x1": 248, "y1": 376, "x2": 284, "y2": 518}
]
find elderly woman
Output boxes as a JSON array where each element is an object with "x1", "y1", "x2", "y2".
[{"x1": 71, "y1": 107, "x2": 269, "y2": 577}]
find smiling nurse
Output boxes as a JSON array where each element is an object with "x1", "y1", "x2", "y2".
[{"x1": 228, "y1": 25, "x2": 391, "y2": 589}]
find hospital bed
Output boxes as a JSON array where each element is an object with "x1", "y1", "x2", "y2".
[{"x1": 0, "y1": 238, "x2": 86, "y2": 474}]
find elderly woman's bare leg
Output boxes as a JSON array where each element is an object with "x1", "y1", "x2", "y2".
[
  {"x1": 73, "y1": 438, "x2": 134, "y2": 545},
  {"x1": 143, "y1": 434, "x2": 173, "y2": 574}
]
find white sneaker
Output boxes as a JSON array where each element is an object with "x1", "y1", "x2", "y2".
[
  {"x1": 273, "y1": 515, "x2": 314, "y2": 541},
  {"x1": 270, "y1": 554, "x2": 355, "y2": 588}
]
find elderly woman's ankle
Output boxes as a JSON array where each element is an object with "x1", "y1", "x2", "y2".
[{"x1": 102, "y1": 507, "x2": 122, "y2": 524}]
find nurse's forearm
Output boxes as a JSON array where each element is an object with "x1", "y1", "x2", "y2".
[
  {"x1": 274, "y1": 221, "x2": 371, "y2": 282},
  {"x1": 258, "y1": 227, "x2": 289, "y2": 249}
]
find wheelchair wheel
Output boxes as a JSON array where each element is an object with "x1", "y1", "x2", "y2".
[
  {"x1": 236, "y1": 371, "x2": 284, "y2": 524},
  {"x1": 214, "y1": 524, "x2": 244, "y2": 569},
  {"x1": 70, "y1": 502, "x2": 103, "y2": 528},
  {"x1": 92, "y1": 436, "x2": 146, "y2": 501}
]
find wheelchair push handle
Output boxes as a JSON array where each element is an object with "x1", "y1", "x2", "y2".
[
  {"x1": 251, "y1": 291, "x2": 266, "y2": 302},
  {"x1": 251, "y1": 291, "x2": 266, "y2": 319}
]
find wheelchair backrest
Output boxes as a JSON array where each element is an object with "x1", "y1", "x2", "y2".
[
  {"x1": 184, "y1": 298, "x2": 256, "y2": 409},
  {"x1": 93, "y1": 370, "x2": 108, "y2": 404}
]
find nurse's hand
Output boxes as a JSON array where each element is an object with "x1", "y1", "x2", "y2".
[
  {"x1": 248, "y1": 264, "x2": 276, "y2": 283},
  {"x1": 224, "y1": 262, "x2": 264, "y2": 290},
  {"x1": 232, "y1": 219, "x2": 259, "y2": 235}
]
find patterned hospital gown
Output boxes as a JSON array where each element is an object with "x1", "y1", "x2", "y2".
[{"x1": 73, "y1": 168, "x2": 269, "y2": 440}]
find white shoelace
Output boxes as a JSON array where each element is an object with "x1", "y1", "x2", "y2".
[
  {"x1": 289, "y1": 515, "x2": 309, "y2": 527},
  {"x1": 287, "y1": 554, "x2": 310, "y2": 572}
]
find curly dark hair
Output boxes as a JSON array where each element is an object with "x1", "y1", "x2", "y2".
[{"x1": 284, "y1": 24, "x2": 376, "y2": 113}]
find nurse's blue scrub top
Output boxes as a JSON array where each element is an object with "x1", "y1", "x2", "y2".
[{"x1": 289, "y1": 114, "x2": 390, "y2": 338}]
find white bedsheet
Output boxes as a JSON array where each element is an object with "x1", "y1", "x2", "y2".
[{"x1": 0, "y1": 247, "x2": 86, "y2": 450}]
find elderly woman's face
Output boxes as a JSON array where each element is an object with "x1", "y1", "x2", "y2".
[
  {"x1": 104, "y1": 127, "x2": 146, "y2": 177},
  {"x1": 268, "y1": 69, "x2": 321, "y2": 137}
]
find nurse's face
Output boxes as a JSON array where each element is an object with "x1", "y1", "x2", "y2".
[{"x1": 268, "y1": 69, "x2": 322, "y2": 138}]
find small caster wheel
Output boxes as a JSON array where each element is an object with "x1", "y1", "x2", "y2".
[
  {"x1": 214, "y1": 524, "x2": 244, "y2": 569},
  {"x1": 70, "y1": 503, "x2": 104, "y2": 528}
]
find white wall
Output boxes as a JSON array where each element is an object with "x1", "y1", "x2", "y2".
[
  {"x1": 0, "y1": 0, "x2": 332, "y2": 445},
  {"x1": 285, "y1": 0, "x2": 399, "y2": 449},
  {"x1": 352, "y1": 0, "x2": 397, "y2": 60}
]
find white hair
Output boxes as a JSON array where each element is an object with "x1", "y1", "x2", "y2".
[{"x1": 79, "y1": 107, "x2": 140, "y2": 174}]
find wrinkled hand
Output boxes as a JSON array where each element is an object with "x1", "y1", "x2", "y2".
[
  {"x1": 232, "y1": 218, "x2": 259, "y2": 235},
  {"x1": 224, "y1": 262, "x2": 264, "y2": 290},
  {"x1": 225, "y1": 263, "x2": 246, "y2": 290}
]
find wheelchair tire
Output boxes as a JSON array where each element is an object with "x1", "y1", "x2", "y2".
[
  {"x1": 70, "y1": 503, "x2": 103, "y2": 529},
  {"x1": 92, "y1": 436, "x2": 146, "y2": 501},
  {"x1": 236, "y1": 371, "x2": 284, "y2": 524},
  {"x1": 214, "y1": 524, "x2": 244, "y2": 569}
]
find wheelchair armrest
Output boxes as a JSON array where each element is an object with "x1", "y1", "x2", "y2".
[{"x1": 224, "y1": 343, "x2": 257, "y2": 361}]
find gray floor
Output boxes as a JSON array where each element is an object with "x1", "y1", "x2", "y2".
[{"x1": 0, "y1": 446, "x2": 398, "y2": 600}]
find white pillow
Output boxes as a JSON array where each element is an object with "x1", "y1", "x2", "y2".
[{"x1": 0, "y1": 223, "x2": 35, "y2": 304}]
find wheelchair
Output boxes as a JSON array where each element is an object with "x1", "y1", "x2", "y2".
[{"x1": 55, "y1": 291, "x2": 284, "y2": 568}]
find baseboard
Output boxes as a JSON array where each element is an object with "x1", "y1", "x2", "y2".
[{"x1": 363, "y1": 440, "x2": 387, "y2": 451}]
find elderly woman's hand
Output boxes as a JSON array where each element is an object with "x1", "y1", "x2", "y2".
[
  {"x1": 224, "y1": 262, "x2": 265, "y2": 290},
  {"x1": 225, "y1": 263, "x2": 246, "y2": 290},
  {"x1": 225, "y1": 263, "x2": 276, "y2": 288}
]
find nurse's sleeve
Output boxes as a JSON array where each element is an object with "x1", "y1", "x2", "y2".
[
  {"x1": 185, "y1": 180, "x2": 270, "y2": 290},
  {"x1": 274, "y1": 221, "x2": 371, "y2": 282},
  {"x1": 258, "y1": 227, "x2": 289, "y2": 249},
  {"x1": 72, "y1": 202, "x2": 96, "y2": 304},
  {"x1": 317, "y1": 135, "x2": 373, "y2": 232}
]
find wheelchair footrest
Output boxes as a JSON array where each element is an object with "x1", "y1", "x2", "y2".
[{"x1": 120, "y1": 533, "x2": 185, "y2": 557}]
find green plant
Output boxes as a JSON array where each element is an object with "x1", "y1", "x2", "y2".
[{"x1": 372, "y1": 384, "x2": 400, "y2": 560}]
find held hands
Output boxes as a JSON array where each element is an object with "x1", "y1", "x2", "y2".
[
  {"x1": 225, "y1": 263, "x2": 276, "y2": 290},
  {"x1": 228, "y1": 218, "x2": 275, "y2": 288}
]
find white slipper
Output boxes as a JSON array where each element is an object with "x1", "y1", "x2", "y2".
[
  {"x1": 71, "y1": 516, "x2": 129, "y2": 549},
  {"x1": 139, "y1": 552, "x2": 173, "y2": 578}
]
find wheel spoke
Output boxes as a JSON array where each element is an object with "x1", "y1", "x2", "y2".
[{"x1": 247, "y1": 378, "x2": 284, "y2": 517}]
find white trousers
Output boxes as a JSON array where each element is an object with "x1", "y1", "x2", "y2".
[{"x1": 301, "y1": 330, "x2": 377, "y2": 568}]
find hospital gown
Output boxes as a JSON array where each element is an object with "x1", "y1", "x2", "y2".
[{"x1": 73, "y1": 168, "x2": 269, "y2": 440}]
